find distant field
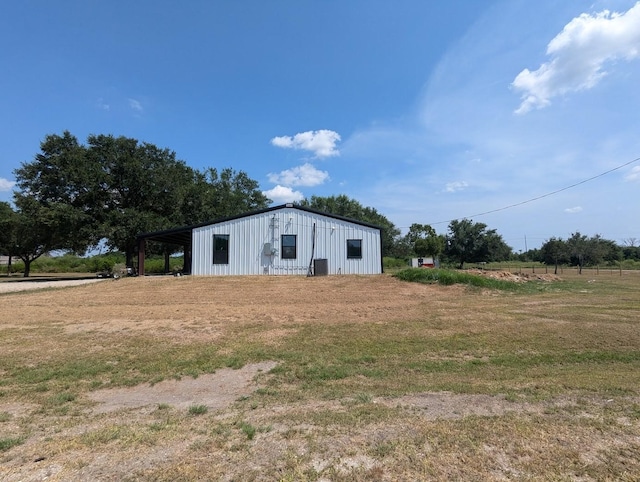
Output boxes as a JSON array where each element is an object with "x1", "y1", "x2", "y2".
[{"x1": 1, "y1": 272, "x2": 639, "y2": 480}]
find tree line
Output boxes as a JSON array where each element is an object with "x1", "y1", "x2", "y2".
[
  {"x1": 1, "y1": 132, "x2": 636, "y2": 276},
  {"x1": 534, "y1": 234, "x2": 637, "y2": 274}
]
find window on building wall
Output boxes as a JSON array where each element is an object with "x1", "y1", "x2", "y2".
[
  {"x1": 213, "y1": 234, "x2": 229, "y2": 264},
  {"x1": 347, "y1": 239, "x2": 362, "y2": 259},
  {"x1": 281, "y1": 234, "x2": 297, "y2": 259}
]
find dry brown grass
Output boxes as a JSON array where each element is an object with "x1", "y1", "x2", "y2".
[{"x1": 1, "y1": 272, "x2": 639, "y2": 481}]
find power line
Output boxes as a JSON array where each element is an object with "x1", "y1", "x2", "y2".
[{"x1": 426, "y1": 155, "x2": 640, "y2": 226}]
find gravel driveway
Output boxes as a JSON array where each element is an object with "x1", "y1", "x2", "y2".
[{"x1": 0, "y1": 278, "x2": 108, "y2": 293}]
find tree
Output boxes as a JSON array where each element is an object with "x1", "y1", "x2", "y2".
[
  {"x1": 405, "y1": 223, "x2": 445, "y2": 260},
  {"x1": 540, "y1": 237, "x2": 568, "y2": 274},
  {"x1": 14, "y1": 131, "x2": 103, "y2": 253},
  {"x1": 6, "y1": 196, "x2": 74, "y2": 277},
  {"x1": 485, "y1": 231, "x2": 513, "y2": 262},
  {"x1": 566, "y1": 232, "x2": 589, "y2": 273},
  {"x1": 300, "y1": 195, "x2": 400, "y2": 256},
  {"x1": 564, "y1": 232, "x2": 623, "y2": 272},
  {"x1": 621, "y1": 240, "x2": 640, "y2": 261},
  {"x1": 0, "y1": 202, "x2": 16, "y2": 273},
  {"x1": 15, "y1": 131, "x2": 270, "y2": 268},
  {"x1": 182, "y1": 167, "x2": 270, "y2": 225},
  {"x1": 0, "y1": 202, "x2": 14, "y2": 251},
  {"x1": 444, "y1": 219, "x2": 512, "y2": 269},
  {"x1": 87, "y1": 134, "x2": 196, "y2": 265},
  {"x1": 593, "y1": 236, "x2": 622, "y2": 265}
]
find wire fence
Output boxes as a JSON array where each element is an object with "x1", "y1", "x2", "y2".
[{"x1": 476, "y1": 265, "x2": 640, "y2": 278}]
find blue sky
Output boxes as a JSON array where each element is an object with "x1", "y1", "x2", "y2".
[{"x1": 1, "y1": 0, "x2": 639, "y2": 252}]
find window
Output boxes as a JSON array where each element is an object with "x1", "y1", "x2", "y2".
[
  {"x1": 213, "y1": 234, "x2": 229, "y2": 264},
  {"x1": 281, "y1": 234, "x2": 297, "y2": 259},
  {"x1": 347, "y1": 239, "x2": 362, "y2": 259}
]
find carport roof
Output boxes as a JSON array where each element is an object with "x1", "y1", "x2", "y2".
[{"x1": 137, "y1": 225, "x2": 193, "y2": 247}]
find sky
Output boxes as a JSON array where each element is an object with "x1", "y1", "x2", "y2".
[{"x1": 1, "y1": 0, "x2": 639, "y2": 252}]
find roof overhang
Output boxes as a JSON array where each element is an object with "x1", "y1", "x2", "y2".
[{"x1": 137, "y1": 226, "x2": 192, "y2": 247}]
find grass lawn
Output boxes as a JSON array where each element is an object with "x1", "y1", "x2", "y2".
[{"x1": 1, "y1": 271, "x2": 639, "y2": 480}]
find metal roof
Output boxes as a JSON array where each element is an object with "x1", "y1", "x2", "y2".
[{"x1": 137, "y1": 203, "x2": 382, "y2": 246}]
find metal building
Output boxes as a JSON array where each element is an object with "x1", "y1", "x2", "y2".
[{"x1": 137, "y1": 204, "x2": 383, "y2": 276}]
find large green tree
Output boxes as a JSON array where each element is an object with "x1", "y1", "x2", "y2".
[
  {"x1": 181, "y1": 167, "x2": 270, "y2": 225},
  {"x1": 405, "y1": 223, "x2": 445, "y2": 259},
  {"x1": 14, "y1": 131, "x2": 103, "y2": 252},
  {"x1": 3, "y1": 196, "x2": 74, "y2": 277},
  {"x1": 540, "y1": 237, "x2": 568, "y2": 274},
  {"x1": 86, "y1": 134, "x2": 197, "y2": 265},
  {"x1": 299, "y1": 195, "x2": 399, "y2": 256},
  {"x1": 444, "y1": 219, "x2": 512, "y2": 269},
  {"x1": 566, "y1": 232, "x2": 621, "y2": 273},
  {"x1": 14, "y1": 131, "x2": 270, "y2": 267}
]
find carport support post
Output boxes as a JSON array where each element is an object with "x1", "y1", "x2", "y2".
[
  {"x1": 137, "y1": 238, "x2": 145, "y2": 276},
  {"x1": 183, "y1": 244, "x2": 192, "y2": 274}
]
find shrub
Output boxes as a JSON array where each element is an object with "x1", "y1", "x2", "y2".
[
  {"x1": 188, "y1": 404, "x2": 208, "y2": 415},
  {"x1": 239, "y1": 421, "x2": 256, "y2": 440},
  {"x1": 87, "y1": 254, "x2": 124, "y2": 274},
  {"x1": 383, "y1": 257, "x2": 409, "y2": 270}
]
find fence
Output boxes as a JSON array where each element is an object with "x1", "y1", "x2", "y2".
[{"x1": 474, "y1": 265, "x2": 640, "y2": 278}]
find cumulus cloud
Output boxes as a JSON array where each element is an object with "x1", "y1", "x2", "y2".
[
  {"x1": 444, "y1": 181, "x2": 469, "y2": 193},
  {"x1": 0, "y1": 178, "x2": 15, "y2": 192},
  {"x1": 267, "y1": 163, "x2": 329, "y2": 187},
  {"x1": 625, "y1": 165, "x2": 640, "y2": 181},
  {"x1": 262, "y1": 185, "x2": 304, "y2": 204},
  {"x1": 271, "y1": 130, "x2": 341, "y2": 158},
  {"x1": 565, "y1": 206, "x2": 583, "y2": 214},
  {"x1": 512, "y1": 2, "x2": 640, "y2": 114}
]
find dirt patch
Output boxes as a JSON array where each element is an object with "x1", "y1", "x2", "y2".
[
  {"x1": 88, "y1": 361, "x2": 277, "y2": 413},
  {"x1": 380, "y1": 392, "x2": 538, "y2": 419},
  {"x1": 467, "y1": 269, "x2": 561, "y2": 282}
]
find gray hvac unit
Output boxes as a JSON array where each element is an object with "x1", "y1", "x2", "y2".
[{"x1": 313, "y1": 258, "x2": 328, "y2": 276}]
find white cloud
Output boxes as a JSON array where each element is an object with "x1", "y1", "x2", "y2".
[
  {"x1": 271, "y1": 130, "x2": 341, "y2": 158},
  {"x1": 565, "y1": 206, "x2": 583, "y2": 213},
  {"x1": 512, "y1": 2, "x2": 640, "y2": 114},
  {"x1": 267, "y1": 163, "x2": 329, "y2": 187},
  {"x1": 444, "y1": 180, "x2": 469, "y2": 193},
  {"x1": 262, "y1": 185, "x2": 304, "y2": 204},
  {"x1": 0, "y1": 178, "x2": 15, "y2": 192},
  {"x1": 128, "y1": 98, "x2": 143, "y2": 113},
  {"x1": 625, "y1": 165, "x2": 640, "y2": 181}
]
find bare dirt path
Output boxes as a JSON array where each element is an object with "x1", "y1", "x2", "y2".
[{"x1": 89, "y1": 361, "x2": 278, "y2": 414}]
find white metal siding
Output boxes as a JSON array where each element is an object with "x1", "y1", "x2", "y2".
[{"x1": 191, "y1": 207, "x2": 382, "y2": 275}]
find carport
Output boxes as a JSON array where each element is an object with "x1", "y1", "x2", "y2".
[{"x1": 136, "y1": 226, "x2": 193, "y2": 276}]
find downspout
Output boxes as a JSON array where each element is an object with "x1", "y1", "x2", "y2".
[{"x1": 307, "y1": 222, "x2": 316, "y2": 277}]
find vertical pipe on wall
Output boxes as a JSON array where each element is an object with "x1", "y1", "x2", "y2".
[{"x1": 307, "y1": 222, "x2": 316, "y2": 277}]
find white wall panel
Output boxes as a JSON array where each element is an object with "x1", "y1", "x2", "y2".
[{"x1": 191, "y1": 207, "x2": 382, "y2": 276}]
